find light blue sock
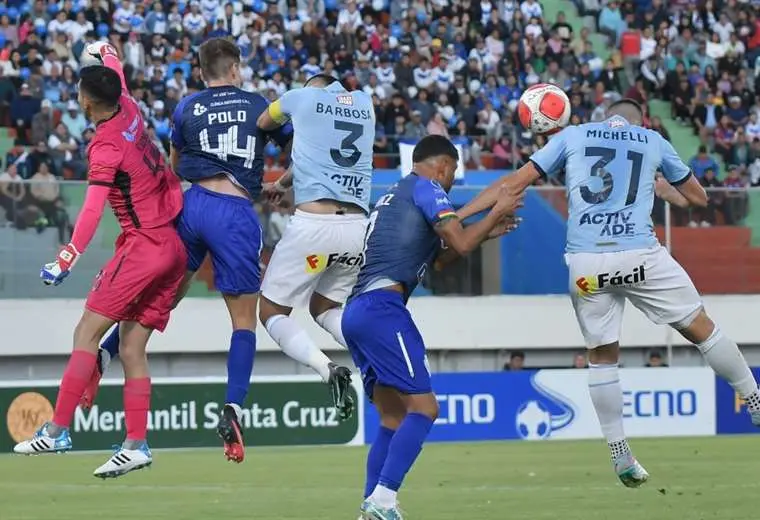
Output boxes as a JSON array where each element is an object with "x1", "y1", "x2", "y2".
[
  {"x1": 377, "y1": 413, "x2": 433, "y2": 492},
  {"x1": 100, "y1": 325, "x2": 120, "y2": 359},
  {"x1": 365, "y1": 426, "x2": 395, "y2": 498},
  {"x1": 225, "y1": 329, "x2": 256, "y2": 405}
]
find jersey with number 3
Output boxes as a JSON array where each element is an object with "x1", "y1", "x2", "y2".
[
  {"x1": 530, "y1": 115, "x2": 691, "y2": 253},
  {"x1": 278, "y1": 83, "x2": 375, "y2": 213},
  {"x1": 171, "y1": 85, "x2": 293, "y2": 198},
  {"x1": 88, "y1": 93, "x2": 182, "y2": 231}
]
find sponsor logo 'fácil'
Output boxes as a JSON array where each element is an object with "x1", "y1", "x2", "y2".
[{"x1": 576, "y1": 265, "x2": 645, "y2": 294}]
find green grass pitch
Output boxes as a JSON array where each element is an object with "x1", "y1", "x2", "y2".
[{"x1": 0, "y1": 436, "x2": 757, "y2": 519}]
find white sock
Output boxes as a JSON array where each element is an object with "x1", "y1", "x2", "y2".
[
  {"x1": 265, "y1": 315, "x2": 332, "y2": 382},
  {"x1": 588, "y1": 363, "x2": 630, "y2": 458},
  {"x1": 369, "y1": 485, "x2": 397, "y2": 508},
  {"x1": 315, "y1": 308, "x2": 347, "y2": 348},
  {"x1": 696, "y1": 326, "x2": 760, "y2": 411}
]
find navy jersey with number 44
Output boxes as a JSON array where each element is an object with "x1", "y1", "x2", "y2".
[
  {"x1": 351, "y1": 173, "x2": 457, "y2": 302},
  {"x1": 171, "y1": 85, "x2": 293, "y2": 197}
]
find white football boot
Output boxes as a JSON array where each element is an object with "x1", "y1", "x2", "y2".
[
  {"x1": 13, "y1": 422, "x2": 72, "y2": 454},
  {"x1": 93, "y1": 442, "x2": 152, "y2": 479}
]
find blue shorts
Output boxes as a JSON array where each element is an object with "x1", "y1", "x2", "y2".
[
  {"x1": 177, "y1": 184, "x2": 262, "y2": 295},
  {"x1": 341, "y1": 289, "x2": 431, "y2": 399}
]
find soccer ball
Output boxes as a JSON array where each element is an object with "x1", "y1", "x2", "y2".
[
  {"x1": 517, "y1": 83, "x2": 571, "y2": 135},
  {"x1": 79, "y1": 42, "x2": 108, "y2": 68},
  {"x1": 516, "y1": 400, "x2": 552, "y2": 440}
]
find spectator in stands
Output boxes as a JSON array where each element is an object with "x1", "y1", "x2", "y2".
[
  {"x1": 0, "y1": 162, "x2": 25, "y2": 224},
  {"x1": 404, "y1": 110, "x2": 426, "y2": 138},
  {"x1": 29, "y1": 162, "x2": 71, "y2": 245},
  {"x1": 572, "y1": 353, "x2": 587, "y2": 369},
  {"x1": 645, "y1": 350, "x2": 668, "y2": 368},
  {"x1": 47, "y1": 122, "x2": 80, "y2": 178},
  {"x1": 30, "y1": 99, "x2": 53, "y2": 149},
  {"x1": 690, "y1": 145, "x2": 721, "y2": 179},
  {"x1": 60, "y1": 101, "x2": 86, "y2": 142},
  {"x1": 504, "y1": 351, "x2": 525, "y2": 371},
  {"x1": 695, "y1": 167, "x2": 727, "y2": 227}
]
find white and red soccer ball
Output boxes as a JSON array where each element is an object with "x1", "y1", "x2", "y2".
[{"x1": 517, "y1": 83, "x2": 571, "y2": 135}]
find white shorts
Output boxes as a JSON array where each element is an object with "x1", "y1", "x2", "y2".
[
  {"x1": 565, "y1": 246, "x2": 703, "y2": 348},
  {"x1": 261, "y1": 209, "x2": 368, "y2": 307}
]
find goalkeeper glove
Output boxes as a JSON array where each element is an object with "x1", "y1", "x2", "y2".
[{"x1": 40, "y1": 243, "x2": 81, "y2": 286}]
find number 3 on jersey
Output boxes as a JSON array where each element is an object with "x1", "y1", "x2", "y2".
[
  {"x1": 581, "y1": 147, "x2": 643, "y2": 206},
  {"x1": 200, "y1": 125, "x2": 256, "y2": 168}
]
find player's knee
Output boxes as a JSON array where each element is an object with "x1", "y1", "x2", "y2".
[
  {"x1": 587, "y1": 342, "x2": 620, "y2": 365},
  {"x1": 673, "y1": 308, "x2": 714, "y2": 344},
  {"x1": 73, "y1": 312, "x2": 113, "y2": 351},
  {"x1": 119, "y1": 343, "x2": 147, "y2": 367},
  {"x1": 405, "y1": 393, "x2": 439, "y2": 421},
  {"x1": 259, "y1": 296, "x2": 291, "y2": 325},
  {"x1": 309, "y1": 294, "x2": 339, "y2": 320}
]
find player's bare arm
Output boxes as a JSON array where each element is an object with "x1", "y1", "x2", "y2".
[
  {"x1": 434, "y1": 215, "x2": 522, "y2": 271},
  {"x1": 457, "y1": 161, "x2": 541, "y2": 220},
  {"x1": 262, "y1": 165, "x2": 292, "y2": 203},
  {"x1": 654, "y1": 174, "x2": 690, "y2": 208},
  {"x1": 257, "y1": 98, "x2": 289, "y2": 131},
  {"x1": 436, "y1": 184, "x2": 523, "y2": 256},
  {"x1": 672, "y1": 173, "x2": 708, "y2": 207}
]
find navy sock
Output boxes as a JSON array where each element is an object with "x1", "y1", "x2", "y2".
[
  {"x1": 225, "y1": 329, "x2": 256, "y2": 406},
  {"x1": 365, "y1": 426, "x2": 395, "y2": 498},
  {"x1": 100, "y1": 325, "x2": 120, "y2": 359},
  {"x1": 378, "y1": 413, "x2": 433, "y2": 492}
]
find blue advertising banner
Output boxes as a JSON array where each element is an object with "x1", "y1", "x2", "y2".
[
  {"x1": 364, "y1": 369, "x2": 716, "y2": 444},
  {"x1": 715, "y1": 367, "x2": 760, "y2": 434}
]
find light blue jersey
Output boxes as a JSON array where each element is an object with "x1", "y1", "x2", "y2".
[
  {"x1": 278, "y1": 83, "x2": 375, "y2": 213},
  {"x1": 530, "y1": 116, "x2": 691, "y2": 253}
]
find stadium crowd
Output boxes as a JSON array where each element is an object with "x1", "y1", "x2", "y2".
[{"x1": 1, "y1": 0, "x2": 760, "y2": 238}]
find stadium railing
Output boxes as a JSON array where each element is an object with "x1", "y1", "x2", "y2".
[{"x1": 0, "y1": 181, "x2": 757, "y2": 298}]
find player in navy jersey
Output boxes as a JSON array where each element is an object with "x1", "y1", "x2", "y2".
[
  {"x1": 459, "y1": 99, "x2": 760, "y2": 488},
  {"x1": 82, "y1": 38, "x2": 293, "y2": 464},
  {"x1": 343, "y1": 136, "x2": 522, "y2": 519}
]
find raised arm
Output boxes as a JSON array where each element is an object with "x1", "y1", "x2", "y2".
[
  {"x1": 459, "y1": 127, "x2": 571, "y2": 220},
  {"x1": 91, "y1": 42, "x2": 128, "y2": 94}
]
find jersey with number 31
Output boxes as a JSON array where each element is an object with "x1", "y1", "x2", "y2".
[
  {"x1": 530, "y1": 115, "x2": 691, "y2": 253},
  {"x1": 278, "y1": 83, "x2": 375, "y2": 213},
  {"x1": 171, "y1": 85, "x2": 293, "y2": 198}
]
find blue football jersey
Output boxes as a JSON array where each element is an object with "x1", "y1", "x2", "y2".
[
  {"x1": 530, "y1": 115, "x2": 691, "y2": 253},
  {"x1": 351, "y1": 174, "x2": 456, "y2": 302},
  {"x1": 278, "y1": 82, "x2": 375, "y2": 212},
  {"x1": 171, "y1": 85, "x2": 293, "y2": 198}
]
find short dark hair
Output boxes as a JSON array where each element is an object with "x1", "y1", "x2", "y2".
[
  {"x1": 412, "y1": 135, "x2": 459, "y2": 163},
  {"x1": 607, "y1": 98, "x2": 644, "y2": 123},
  {"x1": 199, "y1": 37, "x2": 240, "y2": 81},
  {"x1": 79, "y1": 66, "x2": 121, "y2": 107},
  {"x1": 304, "y1": 73, "x2": 338, "y2": 87}
]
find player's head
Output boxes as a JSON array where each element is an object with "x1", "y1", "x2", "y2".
[
  {"x1": 304, "y1": 73, "x2": 339, "y2": 88},
  {"x1": 78, "y1": 66, "x2": 122, "y2": 122},
  {"x1": 412, "y1": 135, "x2": 459, "y2": 191},
  {"x1": 199, "y1": 37, "x2": 242, "y2": 88},
  {"x1": 607, "y1": 98, "x2": 644, "y2": 126}
]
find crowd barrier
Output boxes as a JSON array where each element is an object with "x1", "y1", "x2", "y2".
[{"x1": 1, "y1": 368, "x2": 756, "y2": 452}]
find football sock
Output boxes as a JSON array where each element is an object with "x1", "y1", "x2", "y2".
[
  {"x1": 265, "y1": 315, "x2": 332, "y2": 382},
  {"x1": 225, "y1": 329, "x2": 256, "y2": 406},
  {"x1": 365, "y1": 426, "x2": 395, "y2": 498},
  {"x1": 315, "y1": 308, "x2": 347, "y2": 348},
  {"x1": 696, "y1": 326, "x2": 760, "y2": 410},
  {"x1": 373, "y1": 413, "x2": 433, "y2": 506},
  {"x1": 100, "y1": 325, "x2": 120, "y2": 359},
  {"x1": 52, "y1": 350, "x2": 98, "y2": 430},
  {"x1": 124, "y1": 377, "x2": 151, "y2": 442},
  {"x1": 588, "y1": 363, "x2": 629, "y2": 458}
]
